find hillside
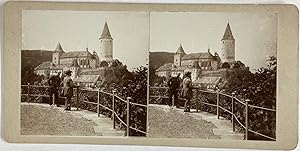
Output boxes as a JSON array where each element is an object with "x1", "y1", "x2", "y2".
[
  {"x1": 149, "y1": 51, "x2": 174, "y2": 70},
  {"x1": 21, "y1": 50, "x2": 53, "y2": 84},
  {"x1": 21, "y1": 50, "x2": 53, "y2": 70}
]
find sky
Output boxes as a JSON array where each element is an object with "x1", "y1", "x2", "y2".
[
  {"x1": 22, "y1": 10, "x2": 150, "y2": 71},
  {"x1": 23, "y1": 11, "x2": 277, "y2": 71},
  {"x1": 150, "y1": 12, "x2": 277, "y2": 71}
]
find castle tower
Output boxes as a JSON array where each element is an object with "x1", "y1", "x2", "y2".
[
  {"x1": 221, "y1": 23, "x2": 235, "y2": 63},
  {"x1": 99, "y1": 22, "x2": 113, "y2": 62},
  {"x1": 52, "y1": 42, "x2": 64, "y2": 65},
  {"x1": 174, "y1": 44, "x2": 186, "y2": 67},
  {"x1": 70, "y1": 59, "x2": 80, "y2": 79}
]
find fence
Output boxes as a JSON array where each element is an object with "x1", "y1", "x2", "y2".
[
  {"x1": 149, "y1": 86, "x2": 276, "y2": 141},
  {"x1": 21, "y1": 84, "x2": 147, "y2": 136}
]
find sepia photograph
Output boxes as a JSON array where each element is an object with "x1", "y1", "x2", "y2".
[
  {"x1": 148, "y1": 12, "x2": 277, "y2": 140},
  {"x1": 2, "y1": 1, "x2": 298, "y2": 149},
  {"x1": 20, "y1": 10, "x2": 149, "y2": 137}
]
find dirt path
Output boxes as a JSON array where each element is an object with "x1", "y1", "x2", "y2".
[
  {"x1": 147, "y1": 105, "x2": 221, "y2": 139},
  {"x1": 21, "y1": 104, "x2": 98, "y2": 136}
]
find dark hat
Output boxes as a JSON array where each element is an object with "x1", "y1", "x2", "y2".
[
  {"x1": 65, "y1": 70, "x2": 72, "y2": 75},
  {"x1": 184, "y1": 71, "x2": 191, "y2": 76}
]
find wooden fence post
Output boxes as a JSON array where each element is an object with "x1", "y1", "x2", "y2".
[
  {"x1": 97, "y1": 89, "x2": 100, "y2": 117},
  {"x1": 195, "y1": 88, "x2": 199, "y2": 112},
  {"x1": 112, "y1": 89, "x2": 116, "y2": 129},
  {"x1": 126, "y1": 97, "x2": 131, "y2": 137},
  {"x1": 216, "y1": 89, "x2": 220, "y2": 119},
  {"x1": 27, "y1": 83, "x2": 30, "y2": 103},
  {"x1": 231, "y1": 92, "x2": 235, "y2": 132},
  {"x1": 76, "y1": 86, "x2": 79, "y2": 110},
  {"x1": 245, "y1": 99, "x2": 250, "y2": 140}
]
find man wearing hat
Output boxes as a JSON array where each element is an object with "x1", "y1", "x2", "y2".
[
  {"x1": 48, "y1": 72, "x2": 61, "y2": 107},
  {"x1": 167, "y1": 73, "x2": 181, "y2": 107},
  {"x1": 63, "y1": 70, "x2": 75, "y2": 111},
  {"x1": 181, "y1": 71, "x2": 193, "y2": 112}
]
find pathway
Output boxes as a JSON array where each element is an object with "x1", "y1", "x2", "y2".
[
  {"x1": 148, "y1": 104, "x2": 244, "y2": 140},
  {"x1": 21, "y1": 103, "x2": 125, "y2": 137}
]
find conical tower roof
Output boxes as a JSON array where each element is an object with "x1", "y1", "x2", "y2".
[
  {"x1": 222, "y1": 23, "x2": 235, "y2": 40},
  {"x1": 100, "y1": 22, "x2": 112, "y2": 39},
  {"x1": 54, "y1": 42, "x2": 64, "y2": 53},
  {"x1": 176, "y1": 44, "x2": 186, "y2": 54}
]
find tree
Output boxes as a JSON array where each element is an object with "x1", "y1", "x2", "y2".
[
  {"x1": 149, "y1": 67, "x2": 165, "y2": 86},
  {"x1": 223, "y1": 56, "x2": 277, "y2": 140},
  {"x1": 98, "y1": 64, "x2": 147, "y2": 136},
  {"x1": 221, "y1": 62, "x2": 230, "y2": 69},
  {"x1": 111, "y1": 59, "x2": 123, "y2": 67},
  {"x1": 99, "y1": 61, "x2": 109, "y2": 67}
]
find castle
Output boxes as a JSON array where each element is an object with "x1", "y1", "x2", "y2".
[
  {"x1": 156, "y1": 23, "x2": 236, "y2": 89},
  {"x1": 34, "y1": 22, "x2": 115, "y2": 87}
]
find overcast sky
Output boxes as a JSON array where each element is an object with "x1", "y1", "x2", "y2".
[
  {"x1": 23, "y1": 11, "x2": 277, "y2": 71},
  {"x1": 150, "y1": 12, "x2": 277, "y2": 71},
  {"x1": 22, "y1": 10, "x2": 150, "y2": 71}
]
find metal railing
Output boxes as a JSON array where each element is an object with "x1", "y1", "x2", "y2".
[
  {"x1": 149, "y1": 86, "x2": 276, "y2": 141},
  {"x1": 21, "y1": 84, "x2": 147, "y2": 136}
]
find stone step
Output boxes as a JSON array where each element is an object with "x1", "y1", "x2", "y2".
[
  {"x1": 220, "y1": 134, "x2": 245, "y2": 140},
  {"x1": 93, "y1": 126, "x2": 113, "y2": 132},
  {"x1": 102, "y1": 130, "x2": 126, "y2": 136},
  {"x1": 213, "y1": 128, "x2": 243, "y2": 135}
]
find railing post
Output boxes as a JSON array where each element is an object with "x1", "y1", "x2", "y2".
[
  {"x1": 27, "y1": 83, "x2": 30, "y2": 103},
  {"x1": 112, "y1": 90, "x2": 116, "y2": 129},
  {"x1": 97, "y1": 89, "x2": 100, "y2": 117},
  {"x1": 76, "y1": 86, "x2": 79, "y2": 110},
  {"x1": 172, "y1": 95, "x2": 174, "y2": 107},
  {"x1": 231, "y1": 92, "x2": 235, "y2": 132},
  {"x1": 126, "y1": 97, "x2": 131, "y2": 137},
  {"x1": 216, "y1": 89, "x2": 220, "y2": 119},
  {"x1": 245, "y1": 99, "x2": 250, "y2": 140},
  {"x1": 195, "y1": 88, "x2": 199, "y2": 112}
]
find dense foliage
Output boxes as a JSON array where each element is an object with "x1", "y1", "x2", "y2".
[
  {"x1": 79, "y1": 63, "x2": 148, "y2": 136},
  {"x1": 224, "y1": 57, "x2": 276, "y2": 140}
]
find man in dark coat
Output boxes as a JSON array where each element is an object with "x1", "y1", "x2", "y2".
[
  {"x1": 167, "y1": 73, "x2": 181, "y2": 107},
  {"x1": 48, "y1": 72, "x2": 61, "y2": 106},
  {"x1": 181, "y1": 72, "x2": 193, "y2": 112}
]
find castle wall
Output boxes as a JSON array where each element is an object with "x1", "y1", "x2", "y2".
[
  {"x1": 60, "y1": 58, "x2": 73, "y2": 65},
  {"x1": 35, "y1": 69, "x2": 50, "y2": 76},
  {"x1": 90, "y1": 59, "x2": 97, "y2": 68},
  {"x1": 174, "y1": 54, "x2": 182, "y2": 67},
  {"x1": 183, "y1": 68, "x2": 200, "y2": 81},
  {"x1": 60, "y1": 57, "x2": 97, "y2": 68},
  {"x1": 52, "y1": 53, "x2": 60, "y2": 65},
  {"x1": 211, "y1": 60, "x2": 219, "y2": 70}
]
